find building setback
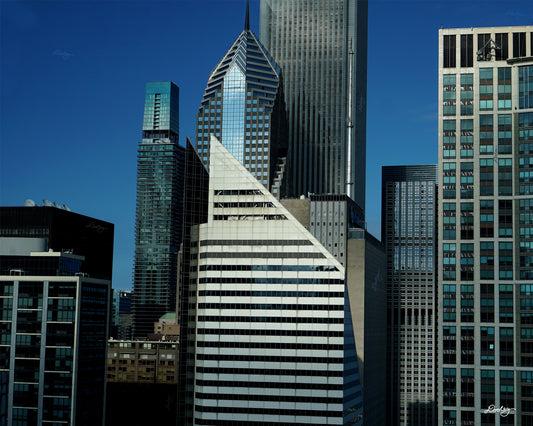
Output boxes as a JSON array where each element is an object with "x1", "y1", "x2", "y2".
[
  {"x1": 260, "y1": 0, "x2": 368, "y2": 205},
  {"x1": 438, "y1": 26, "x2": 533, "y2": 425},
  {"x1": 382, "y1": 165, "x2": 437, "y2": 426},
  {"x1": 177, "y1": 136, "x2": 363, "y2": 425},
  {"x1": 195, "y1": 6, "x2": 289, "y2": 199},
  {"x1": 133, "y1": 81, "x2": 185, "y2": 338}
]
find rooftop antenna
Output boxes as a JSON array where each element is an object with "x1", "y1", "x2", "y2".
[{"x1": 244, "y1": 0, "x2": 250, "y2": 31}]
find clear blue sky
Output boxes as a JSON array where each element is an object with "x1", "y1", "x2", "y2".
[{"x1": 1, "y1": 0, "x2": 532, "y2": 290}]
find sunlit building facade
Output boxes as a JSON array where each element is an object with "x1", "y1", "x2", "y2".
[
  {"x1": 438, "y1": 26, "x2": 533, "y2": 425},
  {"x1": 178, "y1": 136, "x2": 363, "y2": 425},
  {"x1": 133, "y1": 81, "x2": 185, "y2": 338}
]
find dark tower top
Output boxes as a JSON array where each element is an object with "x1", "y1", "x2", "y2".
[{"x1": 244, "y1": 0, "x2": 250, "y2": 31}]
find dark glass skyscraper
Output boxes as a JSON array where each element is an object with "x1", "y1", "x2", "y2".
[
  {"x1": 195, "y1": 8, "x2": 288, "y2": 198},
  {"x1": 260, "y1": 0, "x2": 368, "y2": 206},
  {"x1": 133, "y1": 81, "x2": 185, "y2": 338},
  {"x1": 382, "y1": 165, "x2": 437, "y2": 426}
]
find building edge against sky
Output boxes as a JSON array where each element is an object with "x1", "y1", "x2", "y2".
[
  {"x1": 260, "y1": 0, "x2": 367, "y2": 207},
  {"x1": 438, "y1": 26, "x2": 533, "y2": 425},
  {"x1": 178, "y1": 135, "x2": 363, "y2": 425}
]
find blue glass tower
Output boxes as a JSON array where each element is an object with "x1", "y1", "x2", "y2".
[
  {"x1": 133, "y1": 81, "x2": 185, "y2": 338},
  {"x1": 195, "y1": 5, "x2": 289, "y2": 198}
]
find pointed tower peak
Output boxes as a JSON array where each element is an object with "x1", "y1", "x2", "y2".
[{"x1": 244, "y1": 0, "x2": 250, "y2": 31}]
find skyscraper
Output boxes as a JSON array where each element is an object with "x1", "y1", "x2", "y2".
[
  {"x1": 382, "y1": 165, "x2": 437, "y2": 426},
  {"x1": 260, "y1": 0, "x2": 367, "y2": 206},
  {"x1": 178, "y1": 136, "x2": 363, "y2": 425},
  {"x1": 195, "y1": 5, "x2": 289, "y2": 198},
  {"x1": 133, "y1": 81, "x2": 185, "y2": 338},
  {"x1": 0, "y1": 205, "x2": 113, "y2": 426},
  {"x1": 438, "y1": 26, "x2": 533, "y2": 425}
]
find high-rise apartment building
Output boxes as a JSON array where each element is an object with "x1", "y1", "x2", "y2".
[
  {"x1": 438, "y1": 26, "x2": 533, "y2": 425},
  {"x1": 382, "y1": 165, "x2": 437, "y2": 426},
  {"x1": 177, "y1": 136, "x2": 363, "y2": 425},
  {"x1": 0, "y1": 206, "x2": 113, "y2": 425},
  {"x1": 195, "y1": 7, "x2": 289, "y2": 198},
  {"x1": 133, "y1": 81, "x2": 185, "y2": 338},
  {"x1": 260, "y1": 0, "x2": 367, "y2": 205}
]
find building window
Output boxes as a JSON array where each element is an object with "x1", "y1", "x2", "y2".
[
  {"x1": 444, "y1": 35, "x2": 457, "y2": 68},
  {"x1": 495, "y1": 33, "x2": 509, "y2": 60},
  {"x1": 460, "y1": 34, "x2": 473, "y2": 67},
  {"x1": 519, "y1": 66, "x2": 533, "y2": 110},
  {"x1": 513, "y1": 32, "x2": 526, "y2": 58}
]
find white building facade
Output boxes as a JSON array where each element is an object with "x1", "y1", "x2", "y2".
[{"x1": 185, "y1": 136, "x2": 363, "y2": 425}]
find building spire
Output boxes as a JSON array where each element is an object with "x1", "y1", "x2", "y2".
[{"x1": 244, "y1": 0, "x2": 250, "y2": 31}]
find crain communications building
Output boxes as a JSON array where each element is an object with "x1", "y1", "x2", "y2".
[
  {"x1": 177, "y1": 137, "x2": 363, "y2": 426},
  {"x1": 438, "y1": 26, "x2": 533, "y2": 425}
]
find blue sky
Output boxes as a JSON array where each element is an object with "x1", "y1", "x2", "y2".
[{"x1": 1, "y1": 0, "x2": 533, "y2": 290}]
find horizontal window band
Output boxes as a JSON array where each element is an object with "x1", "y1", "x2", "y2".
[
  {"x1": 194, "y1": 380, "x2": 343, "y2": 391},
  {"x1": 199, "y1": 252, "x2": 325, "y2": 259},
  {"x1": 213, "y1": 215, "x2": 287, "y2": 221},
  {"x1": 194, "y1": 419, "x2": 337, "y2": 426},
  {"x1": 197, "y1": 328, "x2": 343, "y2": 338},
  {"x1": 195, "y1": 392, "x2": 342, "y2": 404},
  {"x1": 200, "y1": 239, "x2": 313, "y2": 246},
  {"x1": 197, "y1": 316, "x2": 343, "y2": 324},
  {"x1": 198, "y1": 290, "x2": 344, "y2": 297},
  {"x1": 195, "y1": 367, "x2": 343, "y2": 377},
  {"x1": 197, "y1": 303, "x2": 343, "y2": 311},
  {"x1": 196, "y1": 341, "x2": 343, "y2": 350},
  {"x1": 198, "y1": 278, "x2": 343, "y2": 285},
  {"x1": 194, "y1": 405, "x2": 343, "y2": 417},
  {"x1": 199, "y1": 264, "x2": 338, "y2": 272},
  {"x1": 196, "y1": 354, "x2": 344, "y2": 364}
]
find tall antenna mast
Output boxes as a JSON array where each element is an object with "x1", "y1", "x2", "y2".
[{"x1": 346, "y1": 39, "x2": 354, "y2": 198}]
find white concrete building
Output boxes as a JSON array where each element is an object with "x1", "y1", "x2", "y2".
[{"x1": 180, "y1": 136, "x2": 363, "y2": 425}]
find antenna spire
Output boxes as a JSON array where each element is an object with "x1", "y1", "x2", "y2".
[{"x1": 244, "y1": 0, "x2": 250, "y2": 31}]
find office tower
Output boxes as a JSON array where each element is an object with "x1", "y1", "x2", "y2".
[
  {"x1": 438, "y1": 26, "x2": 533, "y2": 425},
  {"x1": 0, "y1": 205, "x2": 113, "y2": 426},
  {"x1": 133, "y1": 81, "x2": 185, "y2": 338},
  {"x1": 260, "y1": 0, "x2": 367, "y2": 205},
  {"x1": 177, "y1": 136, "x2": 363, "y2": 425},
  {"x1": 382, "y1": 165, "x2": 437, "y2": 426},
  {"x1": 195, "y1": 6, "x2": 289, "y2": 198}
]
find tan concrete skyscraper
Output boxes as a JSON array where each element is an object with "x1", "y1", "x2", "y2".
[{"x1": 438, "y1": 26, "x2": 533, "y2": 425}]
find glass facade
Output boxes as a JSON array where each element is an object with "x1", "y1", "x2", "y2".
[
  {"x1": 382, "y1": 165, "x2": 437, "y2": 426},
  {"x1": 439, "y1": 26, "x2": 533, "y2": 426},
  {"x1": 195, "y1": 25, "x2": 288, "y2": 198},
  {"x1": 260, "y1": 0, "x2": 367, "y2": 207},
  {"x1": 133, "y1": 81, "x2": 185, "y2": 338}
]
